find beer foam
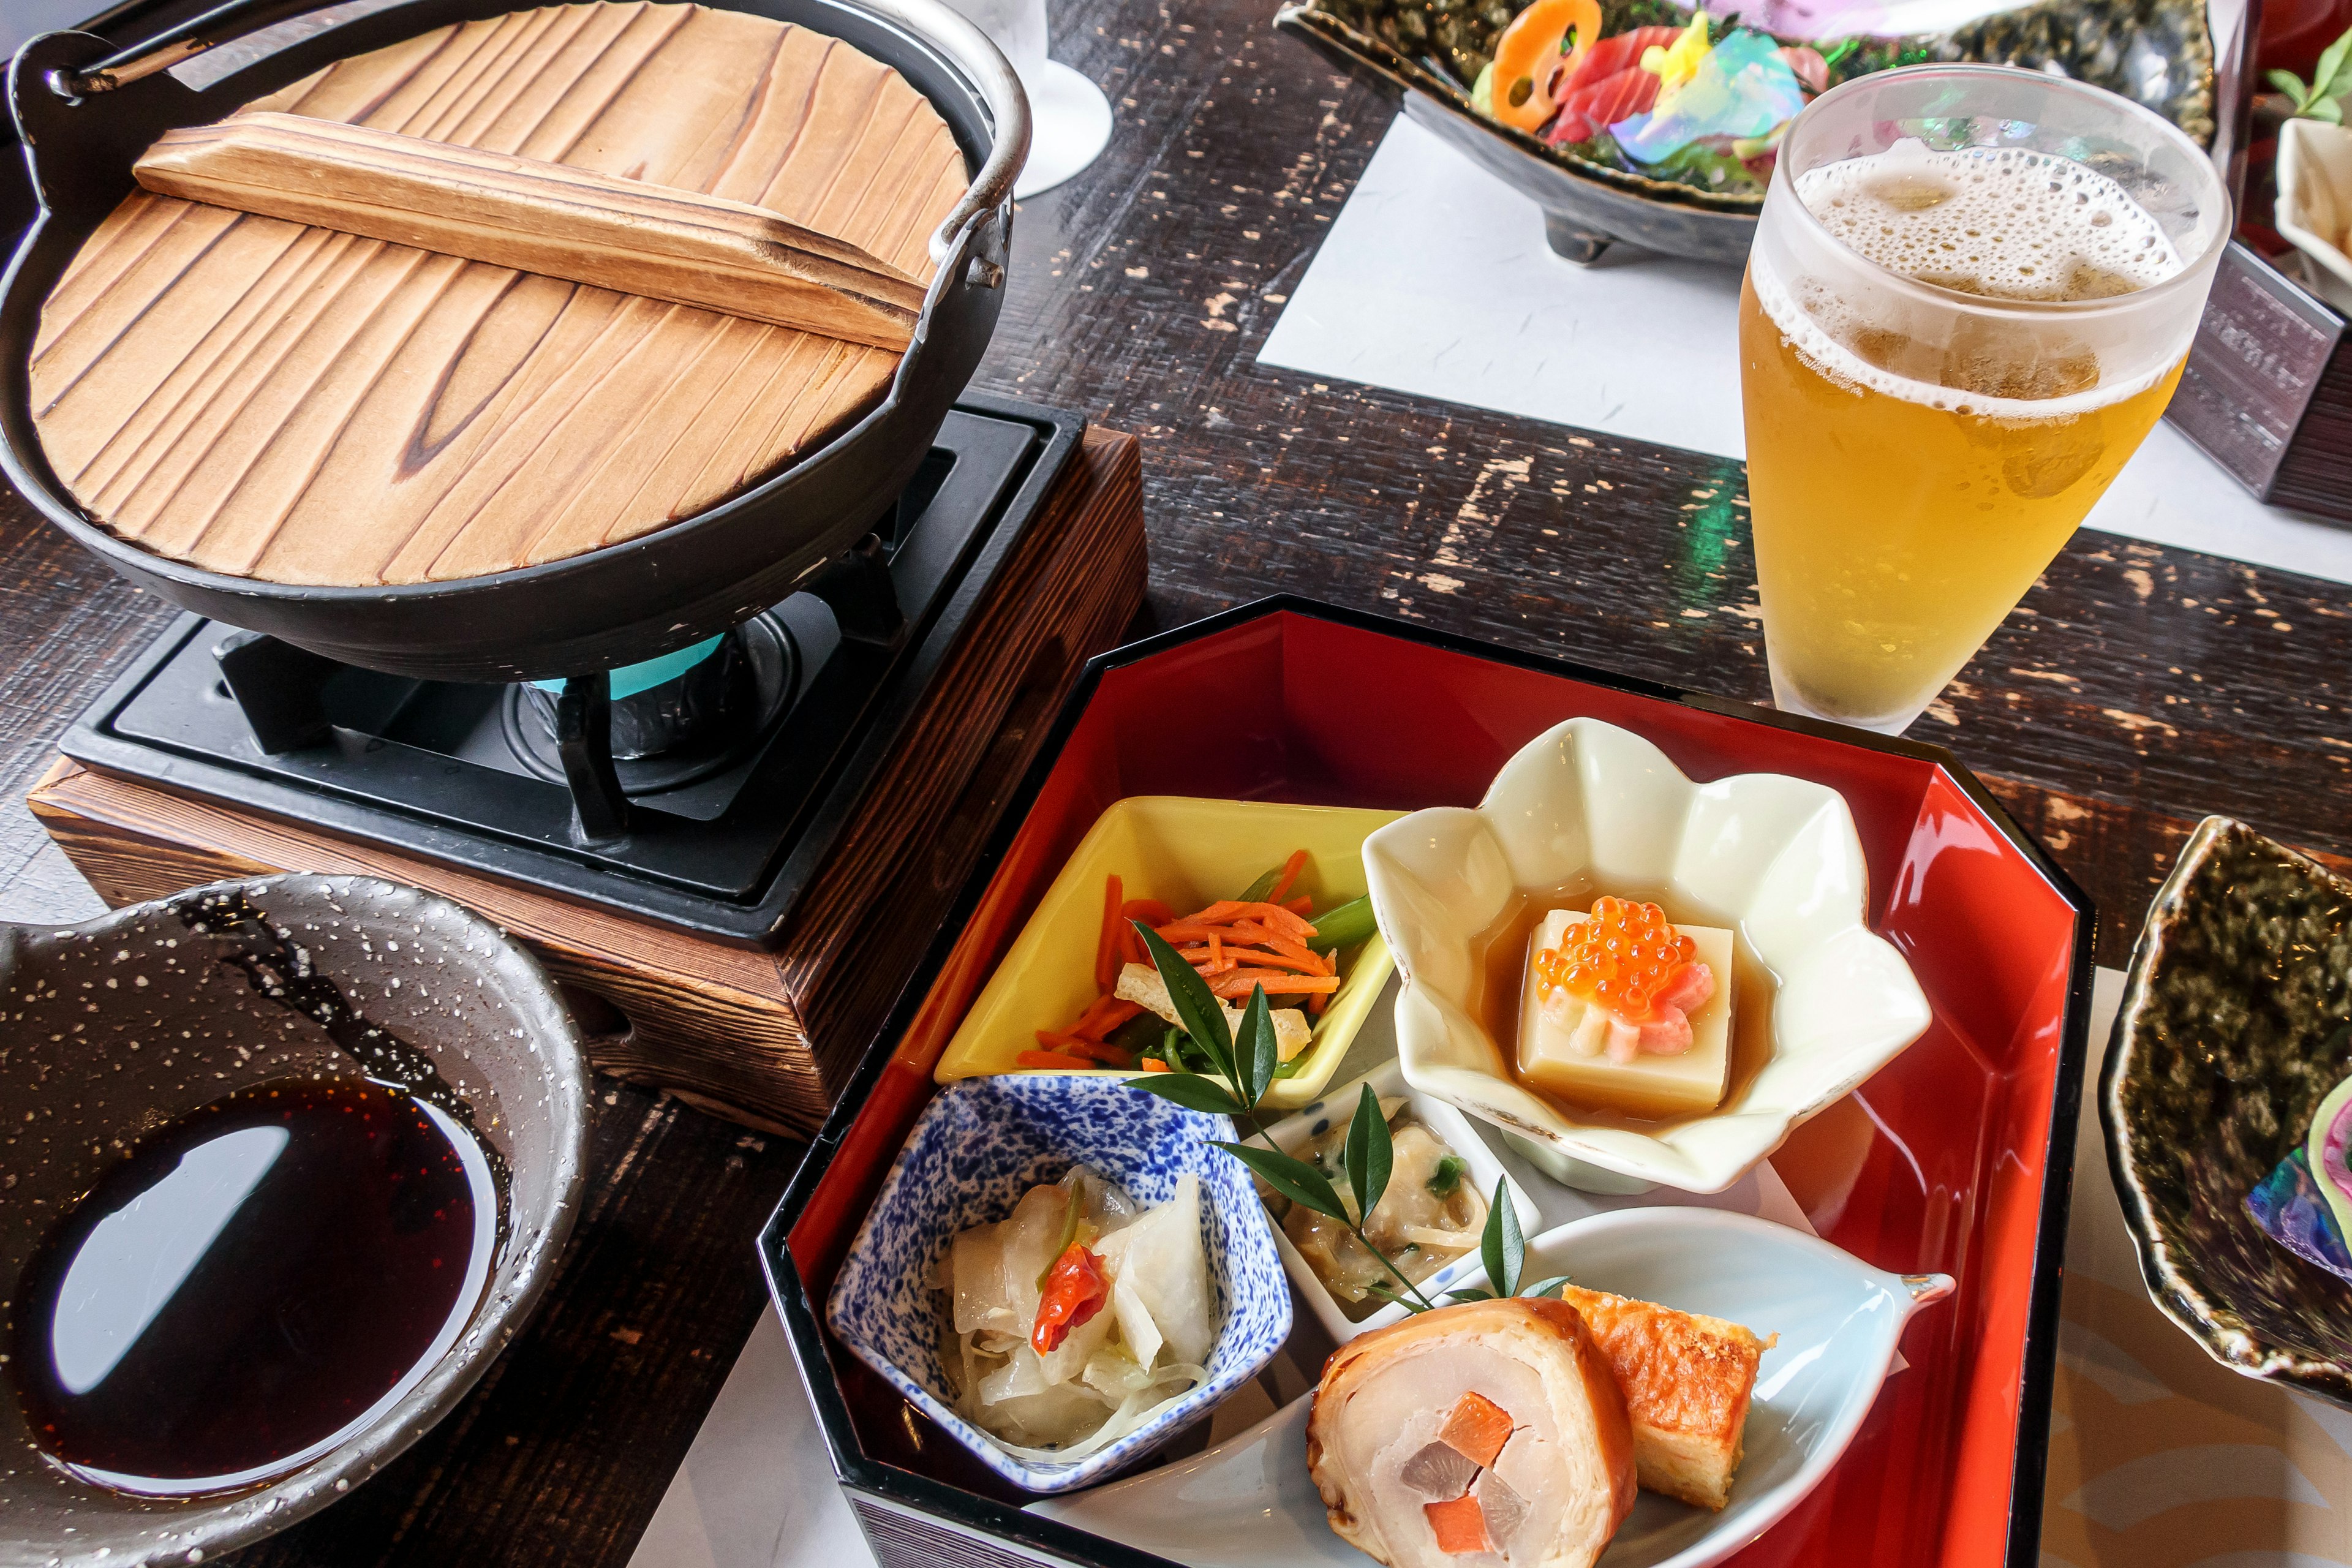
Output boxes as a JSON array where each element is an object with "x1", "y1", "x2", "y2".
[
  {"x1": 1798, "y1": 141, "x2": 2182, "y2": 303},
  {"x1": 1755, "y1": 141, "x2": 2187, "y2": 420}
]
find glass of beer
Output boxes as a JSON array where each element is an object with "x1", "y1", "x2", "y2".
[{"x1": 1739, "y1": 66, "x2": 2230, "y2": 733}]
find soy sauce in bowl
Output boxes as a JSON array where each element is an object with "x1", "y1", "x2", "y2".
[{"x1": 9, "y1": 1076, "x2": 499, "y2": 1496}]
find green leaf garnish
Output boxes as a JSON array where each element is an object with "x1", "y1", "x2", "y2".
[
  {"x1": 2318, "y1": 24, "x2": 2352, "y2": 102},
  {"x1": 1124, "y1": 1071, "x2": 1246, "y2": 1117},
  {"x1": 1518, "y1": 1274, "x2": 1574, "y2": 1301},
  {"x1": 2272, "y1": 28, "x2": 2352, "y2": 119},
  {"x1": 1344, "y1": 1084, "x2": 1392, "y2": 1229},
  {"x1": 1240, "y1": 984, "x2": 1279, "y2": 1109},
  {"x1": 1481, "y1": 1175, "x2": 1524, "y2": 1302},
  {"x1": 1214, "y1": 1139, "x2": 1349, "y2": 1222},
  {"x1": 1136, "y1": 919, "x2": 1234, "y2": 1081}
]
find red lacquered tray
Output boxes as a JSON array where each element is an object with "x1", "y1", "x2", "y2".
[{"x1": 760, "y1": 598, "x2": 2093, "y2": 1568}]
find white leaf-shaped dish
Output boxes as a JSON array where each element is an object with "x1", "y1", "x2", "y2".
[
  {"x1": 1362, "y1": 717, "x2": 1930, "y2": 1193},
  {"x1": 1030, "y1": 1207, "x2": 1953, "y2": 1568}
]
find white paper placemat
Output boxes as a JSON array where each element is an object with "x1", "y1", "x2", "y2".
[{"x1": 1256, "y1": 113, "x2": 2352, "y2": 589}]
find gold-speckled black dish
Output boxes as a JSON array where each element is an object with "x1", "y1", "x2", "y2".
[
  {"x1": 0, "y1": 874, "x2": 589, "y2": 1567},
  {"x1": 2103, "y1": 817, "x2": 2352, "y2": 1404},
  {"x1": 1272, "y1": 0, "x2": 2216, "y2": 263}
]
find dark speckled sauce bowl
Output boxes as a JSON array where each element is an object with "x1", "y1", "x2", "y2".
[
  {"x1": 2103, "y1": 817, "x2": 2352, "y2": 1403},
  {"x1": 0, "y1": 874, "x2": 589, "y2": 1568}
]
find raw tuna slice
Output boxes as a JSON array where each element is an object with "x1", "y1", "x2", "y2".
[{"x1": 1547, "y1": 63, "x2": 1662, "y2": 145}]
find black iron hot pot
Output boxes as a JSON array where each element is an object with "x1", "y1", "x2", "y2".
[{"x1": 0, "y1": 0, "x2": 1028, "y2": 683}]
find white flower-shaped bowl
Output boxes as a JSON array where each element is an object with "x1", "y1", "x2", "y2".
[{"x1": 1362, "y1": 717, "x2": 1931, "y2": 1194}]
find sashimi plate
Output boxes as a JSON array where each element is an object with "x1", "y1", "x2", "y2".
[{"x1": 1031, "y1": 1206, "x2": 1951, "y2": 1568}]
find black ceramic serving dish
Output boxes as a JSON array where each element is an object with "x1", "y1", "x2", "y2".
[
  {"x1": 0, "y1": 872, "x2": 589, "y2": 1567},
  {"x1": 1273, "y1": 0, "x2": 2217, "y2": 264},
  {"x1": 0, "y1": 0, "x2": 1027, "y2": 683},
  {"x1": 2103, "y1": 815, "x2": 2352, "y2": 1405}
]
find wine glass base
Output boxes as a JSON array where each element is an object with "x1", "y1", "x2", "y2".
[{"x1": 1014, "y1": 61, "x2": 1113, "y2": 200}]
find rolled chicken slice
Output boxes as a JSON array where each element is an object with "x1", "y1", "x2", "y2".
[{"x1": 1308, "y1": 1298, "x2": 1636, "y2": 1568}]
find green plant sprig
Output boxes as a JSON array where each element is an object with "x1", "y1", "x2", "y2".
[
  {"x1": 2272, "y1": 25, "x2": 2352, "y2": 123},
  {"x1": 1119, "y1": 919, "x2": 1572, "y2": 1316},
  {"x1": 1118, "y1": 921, "x2": 1442, "y2": 1313},
  {"x1": 1433, "y1": 1174, "x2": 1573, "y2": 1306}
]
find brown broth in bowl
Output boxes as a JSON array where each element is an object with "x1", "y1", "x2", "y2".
[{"x1": 1467, "y1": 883, "x2": 1780, "y2": 1129}]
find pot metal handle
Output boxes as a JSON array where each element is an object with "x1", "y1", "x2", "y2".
[
  {"x1": 848, "y1": 0, "x2": 1031, "y2": 268},
  {"x1": 50, "y1": 0, "x2": 354, "y2": 94},
  {"x1": 43, "y1": 0, "x2": 1028, "y2": 267}
]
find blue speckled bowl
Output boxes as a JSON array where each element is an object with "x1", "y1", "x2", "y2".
[{"x1": 824, "y1": 1073, "x2": 1291, "y2": 1493}]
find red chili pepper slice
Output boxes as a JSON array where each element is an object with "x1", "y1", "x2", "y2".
[{"x1": 1032, "y1": 1243, "x2": 1110, "y2": 1354}]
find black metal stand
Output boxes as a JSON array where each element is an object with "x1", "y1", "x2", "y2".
[
  {"x1": 554, "y1": 674, "x2": 630, "y2": 844},
  {"x1": 213, "y1": 631, "x2": 339, "y2": 754},
  {"x1": 70, "y1": 398, "x2": 1081, "y2": 941}
]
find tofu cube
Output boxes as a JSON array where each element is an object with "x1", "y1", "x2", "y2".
[{"x1": 1515, "y1": 909, "x2": 1733, "y2": 1119}]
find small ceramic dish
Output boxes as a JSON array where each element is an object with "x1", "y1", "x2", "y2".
[
  {"x1": 1259, "y1": 1059, "x2": 1539, "y2": 1343},
  {"x1": 825, "y1": 1072, "x2": 1292, "y2": 1492},
  {"x1": 932, "y1": 796, "x2": 1402, "y2": 1110},
  {"x1": 1363, "y1": 716, "x2": 1930, "y2": 1194},
  {"x1": 1031, "y1": 1205, "x2": 1953, "y2": 1567},
  {"x1": 2103, "y1": 816, "x2": 2352, "y2": 1406},
  {"x1": 0, "y1": 873, "x2": 589, "y2": 1568},
  {"x1": 2277, "y1": 119, "x2": 2352, "y2": 317}
]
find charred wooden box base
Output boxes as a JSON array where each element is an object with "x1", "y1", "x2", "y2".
[{"x1": 28, "y1": 417, "x2": 1145, "y2": 1137}]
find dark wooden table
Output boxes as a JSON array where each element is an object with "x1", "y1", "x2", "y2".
[{"x1": 4, "y1": 0, "x2": 2350, "y2": 1560}]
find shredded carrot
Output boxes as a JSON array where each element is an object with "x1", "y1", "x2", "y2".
[
  {"x1": 1027, "y1": 850, "x2": 1353, "y2": 1077},
  {"x1": 1092, "y1": 997, "x2": 1145, "y2": 1033},
  {"x1": 1208, "y1": 970, "x2": 1342, "y2": 999},
  {"x1": 1094, "y1": 874, "x2": 1124, "y2": 992},
  {"x1": 1267, "y1": 849, "x2": 1309, "y2": 905},
  {"x1": 1189, "y1": 900, "x2": 1315, "y2": 937},
  {"x1": 1067, "y1": 995, "x2": 1142, "y2": 1039},
  {"x1": 1207, "y1": 945, "x2": 1325, "y2": 976}
]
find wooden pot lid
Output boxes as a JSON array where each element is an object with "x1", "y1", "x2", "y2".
[{"x1": 29, "y1": 2, "x2": 971, "y2": 588}]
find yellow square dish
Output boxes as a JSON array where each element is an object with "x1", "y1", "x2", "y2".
[{"x1": 932, "y1": 796, "x2": 1402, "y2": 1109}]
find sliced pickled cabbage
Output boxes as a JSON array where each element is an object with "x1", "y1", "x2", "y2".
[
  {"x1": 938, "y1": 1164, "x2": 1215, "y2": 1461},
  {"x1": 1094, "y1": 1175, "x2": 1212, "y2": 1366}
]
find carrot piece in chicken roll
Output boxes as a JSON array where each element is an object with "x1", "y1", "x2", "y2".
[{"x1": 1307, "y1": 1298, "x2": 1636, "y2": 1568}]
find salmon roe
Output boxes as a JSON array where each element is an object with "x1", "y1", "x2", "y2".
[{"x1": 1532, "y1": 897, "x2": 1698, "y2": 1017}]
